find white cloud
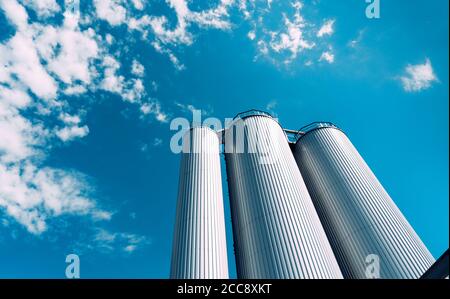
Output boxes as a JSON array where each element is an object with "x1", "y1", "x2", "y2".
[
  {"x1": 0, "y1": 1, "x2": 112, "y2": 235},
  {"x1": 0, "y1": 99, "x2": 44, "y2": 163},
  {"x1": 131, "y1": 59, "x2": 145, "y2": 77},
  {"x1": 0, "y1": 0, "x2": 174, "y2": 247},
  {"x1": 1, "y1": 32, "x2": 58, "y2": 100},
  {"x1": 148, "y1": 0, "x2": 233, "y2": 46},
  {"x1": 56, "y1": 125, "x2": 89, "y2": 142},
  {"x1": 21, "y1": 0, "x2": 61, "y2": 18},
  {"x1": 238, "y1": 0, "x2": 252, "y2": 19},
  {"x1": 0, "y1": 84, "x2": 31, "y2": 109},
  {"x1": 91, "y1": 0, "x2": 233, "y2": 71},
  {"x1": 64, "y1": 85, "x2": 87, "y2": 95},
  {"x1": 1, "y1": 0, "x2": 345, "y2": 239},
  {"x1": 269, "y1": 2, "x2": 315, "y2": 62},
  {"x1": 123, "y1": 79, "x2": 145, "y2": 102},
  {"x1": 100, "y1": 55, "x2": 125, "y2": 94},
  {"x1": 400, "y1": 58, "x2": 438, "y2": 92},
  {"x1": 42, "y1": 24, "x2": 99, "y2": 86},
  {"x1": 100, "y1": 56, "x2": 148, "y2": 104},
  {"x1": 127, "y1": 15, "x2": 151, "y2": 32},
  {"x1": 105, "y1": 33, "x2": 113, "y2": 44},
  {"x1": 148, "y1": 1, "x2": 192, "y2": 46},
  {"x1": 93, "y1": 228, "x2": 149, "y2": 253},
  {"x1": 3, "y1": 0, "x2": 236, "y2": 73},
  {"x1": 244, "y1": 1, "x2": 336, "y2": 66},
  {"x1": 131, "y1": 0, "x2": 144, "y2": 10},
  {"x1": 136, "y1": 0, "x2": 225, "y2": 47},
  {"x1": 0, "y1": 163, "x2": 109, "y2": 234},
  {"x1": 140, "y1": 101, "x2": 168, "y2": 123},
  {"x1": 94, "y1": 0, "x2": 127, "y2": 26},
  {"x1": 319, "y1": 50, "x2": 334, "y2": 63},
  {"x1": 0, "y1": 84, "x2": 101, "y2": 235},
  {"x1": 0, "y1": 0, "x2": 29, "y2": 31},
  {"x1": 317, "y1": 19, "x2": 335, "y2": 37},
  {"x1": 151, "y1": 41, "x2": 185, "y2": 71},
  {"x1": 247, "y1": 30, "x2": 256, "y2": 40},
  {"x1": 189, "y1": 0, "x2": 234, "y2": 30},
  {"x1": 1, "y1": 2, "x2": 99, "y2": 98},
  {"x1": 91, "y1": 210, "x2": 113, "y2": 221},
  {"x1": 59, "y1": 113, "x2": 81, "y2": 125}
]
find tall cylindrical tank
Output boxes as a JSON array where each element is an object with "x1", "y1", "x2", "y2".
[
  {"x1": 293, "y1": 123, "x2": 435, "y2": 279},
  {"x1": 224, "y1": 111, "x2": 343, "y2": 279},
  {"x1": 170, "y1": 127, "x2": 229, "y2": 279}
]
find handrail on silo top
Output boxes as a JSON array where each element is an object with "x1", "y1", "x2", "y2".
[
  {"x1": 232, "y1": 109, "x2": 273, "y2": 120},
  {"x1": 294, "y1": 122, "x2": 341, "y2": 142},
  {"x1": 283, "y1": 129, "x2": 304, "y2": 143}
]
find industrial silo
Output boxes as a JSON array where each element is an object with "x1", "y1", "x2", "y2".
[
  {"x1": 293, "y1": 123, "x2": 435, "y2": 279},
  {"x1": 170, "y1": 126, "x2": 229, "y2": 279},
  {"x1": 224, "y1": 111, "x2": 343, "y2": 279}
]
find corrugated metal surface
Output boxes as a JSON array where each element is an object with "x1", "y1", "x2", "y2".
[
  {"x1": 294, "y1": 125, "x2": 435, "y2": 279},
  {"x1": 224, "y1": 115, "x2": 343, "y2": 279},
  {"x1": 170, "y1": 127, "x2": 229, "y2": 279}
]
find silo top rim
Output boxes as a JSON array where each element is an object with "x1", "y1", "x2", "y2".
[
  {"x1": 224, "y1": 109, "x2": 286, "y2": 142},
  {"x1": 232, "y1": 109, "x2": 273, "y2": 121},
  {"x1": 295, "y1": 122, "x2": 343, "y2": 142}
]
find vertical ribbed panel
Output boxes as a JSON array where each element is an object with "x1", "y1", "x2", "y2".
[
  {"x1": 170, "y1": 127, "x2": 229, "y2": 279},
  {"x1": 224, "y1": 116, "x2": 343, "y2": 279},
  {"x1": 294, "y1": 127, "x2": 435, "y2": 279}
]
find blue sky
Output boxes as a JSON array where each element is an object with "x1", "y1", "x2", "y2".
[{"x1": 0, "y1": 0, "x2": 448, "y2": 278}]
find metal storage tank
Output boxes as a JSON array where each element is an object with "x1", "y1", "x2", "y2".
[
  {"x1": 224, "y1": 111, "x2": 343, "y2": 279},
  {"x1": 293, "y1": 123, "x2": 435, "y2": 279},
  {"x1": 170, "y1": 126, "x2": 229, "y2": 279}
]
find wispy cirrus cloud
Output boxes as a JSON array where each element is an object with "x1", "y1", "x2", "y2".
[
  {"x1": 92, "y1": 228, "x2": 150, "y2": 253},
  {"x1": 68, "y1": 227, "x2": 150, "y2": 255}
]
